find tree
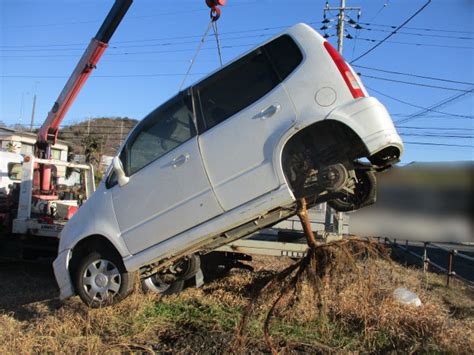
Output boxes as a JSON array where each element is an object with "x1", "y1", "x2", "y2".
[{"x1": 81, "y1": 135, "x2": 102, "y2": 166}]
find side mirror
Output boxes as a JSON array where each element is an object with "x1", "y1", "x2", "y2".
[{"x1": 112, "y1": 156, "x2": 129, "y2": 187}]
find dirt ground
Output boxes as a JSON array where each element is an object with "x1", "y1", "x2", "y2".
[
  {"x1": 0, "y1": 260, "x2": 59, "y2": 320},
  {"x1": 0, "y1": 253, "x2": 473, "y2": 354}
]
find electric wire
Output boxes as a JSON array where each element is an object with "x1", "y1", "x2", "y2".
[
  {"x1": 350, "y1": 0, "x2": 432, "y2": 63},
  {"x1": 359, "y1": 22, "x2": 474, "y2": 35},
  {"x1": 360, "y1": 74, "x2": 472, "y2": 93},
  {"x1": 403, "y1": 141, "x2": 473, "y2": 148},
  {"x1": 397, "y1": 126, "x2": 474, "y2": 131},
  {"x1": 396, "y1": 90, "x2": 474, "y2": 124},
  {"x1": 353, "y1": 65, "x2": 474, "y2": 86},
  {"x1": 361, "y1": 27, "x2": 474, "y2": 40},
  {"x1": 357, "y1": 37, "x2": 474, "y2": 50},
  {"x1": 364, "y1": 86, "x2": 474, "y2": 120}
]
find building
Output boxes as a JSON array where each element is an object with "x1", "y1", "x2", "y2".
[
  {"x1": 0, "y1": 127, "x2": 69, "y2": 161},
  {"x1": 0, "y1": 127, "x2": 70, "y2": 179}
]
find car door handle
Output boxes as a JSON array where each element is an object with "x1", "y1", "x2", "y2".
[
  {"x1": 254, "y1": 104, "x2": 280, "y2": 120},
  {"x1": 171, "y1": 153, "x2": 190, "y2": 168}
]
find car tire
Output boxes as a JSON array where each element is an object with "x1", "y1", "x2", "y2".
[
  {"x1": 73, "y1": 251, "x2": 135, "y2": 308},
  {"x1": 328, "y1": 170, "x2": 377, "y2": 212},
  {"x1": 141, "y1": 275, "x2": 185, "y2": 295},
  {"x1": 141, "y1": 254, "x2": 200, "y2": 295}
]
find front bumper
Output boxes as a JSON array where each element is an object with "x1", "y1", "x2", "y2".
[{"x1": 53, "y1": 248, "x2": 75, "y2": 300}]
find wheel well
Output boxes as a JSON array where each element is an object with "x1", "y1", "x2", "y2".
[
  {"x1": 69, "y1": 235, "x2": 124, "y2": 279},
  {"x1": 281, "y1": 120, "x2": 368, "y2": 196}
]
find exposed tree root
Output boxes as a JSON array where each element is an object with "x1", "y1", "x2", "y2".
[{"x1": 233, "y1": 198, "x2": 389, "y2": 354}]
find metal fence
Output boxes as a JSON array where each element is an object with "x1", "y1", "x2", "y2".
[{"x1": 382, "y1": 237, "x2": 474, "y2": 287}]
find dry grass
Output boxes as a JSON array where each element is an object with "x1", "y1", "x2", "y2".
[
  {"x1": 233, "y1": 238, "x2": 474, "y2": 353},
  {"x1": 0, "y1": 246, "x2": 473, "y2": 354}
]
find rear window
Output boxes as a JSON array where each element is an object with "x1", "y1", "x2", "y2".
[
  {"x1": 197, "y1": 48, "x2": 279, "y2": 131},
  {"x1": 264, "y1": 35, "x2": 303, "y2": 81}
]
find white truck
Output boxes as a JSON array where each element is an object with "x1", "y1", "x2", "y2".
[{"x1": 0, "y1": 152, "x2": 95, "y2": 259}]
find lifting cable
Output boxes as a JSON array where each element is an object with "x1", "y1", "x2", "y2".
[
  {"x1": 179, "y1": 0, "x2": 226, "y2": 90},
  {"x1": 212, "y1": 20, "x2": 223, "y2": 67}
]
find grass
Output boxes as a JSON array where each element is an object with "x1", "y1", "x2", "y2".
[{"x1": 0, "y1": 251, "x2": 473, "y2": 353}]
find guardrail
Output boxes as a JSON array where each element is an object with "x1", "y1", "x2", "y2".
[{"x1": 381, "y1": 237, "x2": 473, "y2": 287}]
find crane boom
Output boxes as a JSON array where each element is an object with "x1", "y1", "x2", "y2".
[{"x1": 36, "y1": 0, "x2": 133, "y2": 157}]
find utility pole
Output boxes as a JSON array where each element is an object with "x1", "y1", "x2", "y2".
[
  {"x1": 30, "y1": 94, "x2": 37, "y2": 132},
  {"x1": 30, "y1": 82, "x2": 39, "y2": 132},
  {"x1": 321, "y1": 1, "x2": 362, "y2": 237},
  {"x1": 323, "y1": 0, "x2": 362, "y2": 54},
  {"x1": 337, "y1": 0, "x2": 346, "y2": 53}
]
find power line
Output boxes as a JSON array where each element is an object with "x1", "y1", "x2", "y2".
[
  {"x1": 0, "y1": 73, "x2": 207, "y2": 79},
  {"x1": 359, "y1": 22, "x2": 474, "y2": 35},
  {"x1": 0, "y1": 3, "x2": 256, "y2": 30},
  {"x1": 360, "y1": 74, "x2": 472, "y2": 93},
  {"x1": 396, "y1": 90, "x2": 474, "y2": 124},
  {"x1": 398, "y1": 126, "x2": 474, "y2": 131},
  {"x1": 400, "y1": 133, "x2": 473, "y2": 139},
  {"x1": 350, "y1": 0, "x2": 432, "y2": 63},
  {"x1": 361, "y1": 27, "x2": 474, "y2": 40},
  {"x1": 0, "y1": 43, "x2": 256, "y2": 59},
  {"x1": 0, "y1": 32, "x2": 281, "y2": 52},
  {"x1": 357, "y1": 37, "x2": 474, "y2": 50},
  {"x1": 0, "y1": 24, "x2": 291, "y2": 49},
  {"x1": 403, "y1": 141, "x2": 473, "y2": 148},
  {"x1": 353, "y1": 65, "x2": 474, "y2": 86},
  {"x1": 364, "y1": 85, "x2": 474, "y2": 120}
]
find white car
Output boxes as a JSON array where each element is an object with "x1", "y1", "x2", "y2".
[{"x1": 54, "y1": 23, "x2": 403, "y2": 307}]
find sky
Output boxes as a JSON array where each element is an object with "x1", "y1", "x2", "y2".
[{"x1": 0, "y1": 0, "x2": 473, "y2": 164}]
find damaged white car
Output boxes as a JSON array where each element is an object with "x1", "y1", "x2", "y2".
[{"x1": 54, "y1": 23, "x2": 403, "y2": 307}]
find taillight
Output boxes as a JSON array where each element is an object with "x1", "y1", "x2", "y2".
[{"x1": 324, "y1": 41, "x2": 365, "y2": 99}]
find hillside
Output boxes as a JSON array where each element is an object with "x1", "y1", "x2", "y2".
[{"x1": 57, "y1": 117, "x2": 138, "y2": 157}]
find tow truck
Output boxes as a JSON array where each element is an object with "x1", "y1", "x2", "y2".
[{"x1": 0, "y1": 0, "x2": 136, "y2": 258}]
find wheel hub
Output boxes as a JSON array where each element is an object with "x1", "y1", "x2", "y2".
[
  {"x1": 318, "y1": 163, "x2": 348, "y2": 191},
  {"x1": 82, "y1": 259, "x2": 121, "y2": 302},
  {"x1": 95, "y1": 273, "x2": 108, "y2": 288}
]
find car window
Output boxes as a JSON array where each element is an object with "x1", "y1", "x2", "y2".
[
  {"x1": 197, "y1": 48, "x2": 279, "y2": 131},
  {"x1": 125, "y1": 94, "x2": 196, "y2": 176},
  {"x1": 264, "y1": 35, "x2": 303, "y2": 81}
]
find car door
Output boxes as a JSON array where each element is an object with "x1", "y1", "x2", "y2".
[
  {"x1": 195, "y1": 38, "x2": 300, "y2": 211},
  {"x1": 111, "y1": 93, "x2": 223, "y2": 255}
]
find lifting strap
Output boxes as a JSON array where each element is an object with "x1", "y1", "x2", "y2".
[
  {"x1": 179, "y1": 20, "x2": 214, "y2": 91},
  {"x1": 212, "y1": 20, "x2": 223, "y2": 67},
  {"x1": 179, "y1": 1, "x2": 226, "y2": 90}
]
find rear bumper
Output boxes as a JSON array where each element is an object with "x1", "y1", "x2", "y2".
[
  {"x1": 326, "y1": 97, "x2": 404, "y2": 164},
  {"x1": 53, "y1": 248, "x2": 75, "y2": 300}
]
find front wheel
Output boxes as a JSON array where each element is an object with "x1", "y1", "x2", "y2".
[
  {"x1": 73, "y1": 251, "x2": 135, "y2": 308},
  {"x1": 328, "y1": 170, "x2": 377, "y2": 212}
]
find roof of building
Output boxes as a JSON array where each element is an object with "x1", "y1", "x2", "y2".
[{"x1": 0, "y1": 127, "x2": 70, "y2": 147}]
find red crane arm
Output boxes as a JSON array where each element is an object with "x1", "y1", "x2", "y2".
[
  {"x1": 36, "y1": 0, "x2": 133, "y2": 156},
  {"x1": 37, "y1": 39, "x2": 108, "y2": 146}
]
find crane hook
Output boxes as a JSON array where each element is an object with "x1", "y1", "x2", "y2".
[{"x1": 206, "y1": 0, "x2": 226, "y2": 21}]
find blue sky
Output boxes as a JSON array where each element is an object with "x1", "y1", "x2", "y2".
[{"x1": 0, "y1": 0, "x2": 473, "y2": 164}]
